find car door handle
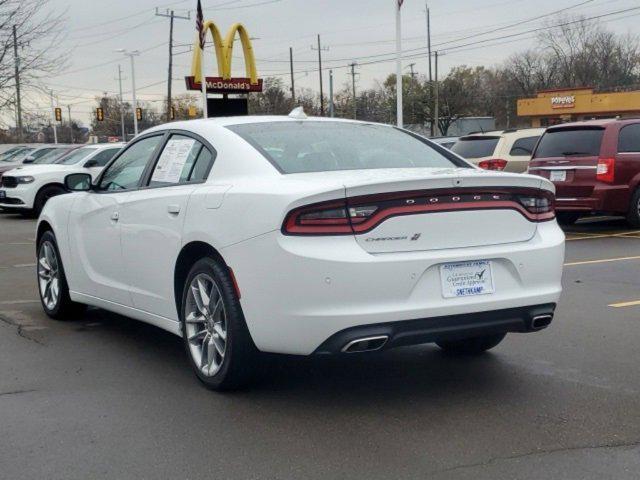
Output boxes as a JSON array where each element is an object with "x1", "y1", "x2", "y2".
[
  {"x1": 167, "y1": 204, "x2": 181, "y2": 215},
  {"x1": 110, "y1": 211, "x2": 119, "y2": 222}
]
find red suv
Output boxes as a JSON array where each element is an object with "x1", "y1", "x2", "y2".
[{"x1": 528, "y1": 119, "x2": 640, "y2": 225}]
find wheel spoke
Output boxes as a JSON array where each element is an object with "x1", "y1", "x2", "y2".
[
  {"x1": 50, "y1": 278, "x2": 59, "y2": 301},
  {"x1": 200, "y1": 333, "x2": 210, "y2": 370},
  {"x1": 39, "y1": 256, "x2": 50, "y2": 272},
  {"x1": 210, "y1": 297, "x2": 223, "y2": 320},
  {"x1": 191, "y1": 285, "x2": 206, "y2": 316},
  {"x1": 188, "y1": 329, "x2": 207, "y2": 343},
  {"x1": 185, "y1": 311, "x2": 205, "y2": 324},
  {"x1": 197, "y1": 277, "x2": 210, "y2": 310},
  {"x1": 212, "y1": 334, "x2": 225, "y2": 357},
  {"x1": 213, "y1": 322, "x2": 226, "y2": 341},
  {"x1": 206, "y1": 335, "x2": 216, "y2": 370}
]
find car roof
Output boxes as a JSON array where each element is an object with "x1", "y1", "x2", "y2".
[{"x1": 547, "y1": 118, "x2": 640, "y2": 130}]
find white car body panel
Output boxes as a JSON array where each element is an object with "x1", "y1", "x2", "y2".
[{"x1": 37, "y1": 117, "x2": 564, "y2": 356}]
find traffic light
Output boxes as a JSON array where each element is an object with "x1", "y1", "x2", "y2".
[
  {"x1": 188, "y1": 105, "x2": 197, "y2": 118},
  {"x1": 170, "y1": 106, "x2": 176, "y2": 120},
  {"x1": 54, "y1": 107, "x2": 62, "y2": 122},
  {"x1": 96, "y1": 108, "x2": 104, "y2": 122},
  {"x1": 136, "y1": 108, "x2": 142, "y2": 121}
]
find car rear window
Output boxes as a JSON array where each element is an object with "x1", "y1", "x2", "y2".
[
  {"x1": 227, "y1": 121, "x2": 468, "y2": 174},
  {"x1": 533, "y1": 128, "x2": 604, "y2": 158},
  {"x1": 451, "y1": 137, "x2": 500, "y2": 159},
  {"x1": 509, "y1": 136, "x2": 540, "y2": 156}
]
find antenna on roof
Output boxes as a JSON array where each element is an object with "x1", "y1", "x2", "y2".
[{"x1": 288, "y1": 106, "x2": 307, "y2": 120}]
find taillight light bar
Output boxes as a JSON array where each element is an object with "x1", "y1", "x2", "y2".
[
  {"x1": 596, "y1": 157, "x2": 615, "y2": 183},
  {"x1": 478, "y1": 159, "x2": 508, "y2": 171},
  {"x1": 283, "y1": 188, "x2": 556, "y2": 236}
]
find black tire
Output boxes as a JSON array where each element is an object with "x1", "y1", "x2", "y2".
[
  {"x1": 33, "y1": 184, "x2": 66, "y2": 217},
  {"x1": 37, "y1": 230, "x2": 86, "y2": 320},
  {"x1": 626, "y1": 188, "x2": 640, "y2": 228},
  {"x1": 436, "y1": 333, "x2": 506, "y2": 355},
  {"x1": 556, "y1": 212, "x2": 581, "y2": 226},
  {"x1": 180, "y1": 257, "x2": 256, "y2": 391}
]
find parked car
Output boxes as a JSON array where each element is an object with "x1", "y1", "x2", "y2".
[
  {"x1": 451, "y1": 128, "x2": 545, "y2": 173},
  {"x1": 528, "y1": 119, "x2": 640, "y2": 225},
  {"x1": 36, "y1": 114, "x2": 564, "y2": 390},
  {"x1": 429, "y1": 136, "x2": 459, "y2": 149},
  {"x1": 0, "y1": 143, "x2": 124, "y2": 216}
]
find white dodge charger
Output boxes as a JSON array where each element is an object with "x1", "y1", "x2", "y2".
[{"x1": 36, "y1": 112, "x2": 564, "y2": 390}]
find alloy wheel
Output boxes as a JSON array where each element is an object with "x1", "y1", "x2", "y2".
[
  {"x1": 38, "y1": 241, "x2": 60, "y2": 310},
  {"x1": 184, "y1": 273, "x2": 228, "y2": 376}
]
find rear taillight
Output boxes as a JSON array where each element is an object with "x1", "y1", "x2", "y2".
[
  {"x1": 596, "y1": 157, "x2": 615, "y2": 183},
  {"x1": 283, "y1": 189, "x2": 555, "y2": 235},
  {"x1": 478, "y1": 159, "x2": 507, "y2": 171}
]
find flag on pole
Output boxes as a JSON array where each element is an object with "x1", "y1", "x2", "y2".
[
  {"x1": 196, "y1": 0, "x2": 208, "y2": 118},
  {"x1": 196, "y1": 0, "x2": 205, "y2": 50}
]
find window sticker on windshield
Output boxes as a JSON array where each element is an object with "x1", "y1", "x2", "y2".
[{"x1": 151, "y1": 138, "x2": 196, "y2": 183}]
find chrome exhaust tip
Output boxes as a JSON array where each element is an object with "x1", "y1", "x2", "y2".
[
  {"x1": 341, "y1": 335, "x2": 389, "y2": 353},
  {"x1": 531, "y1": 314, "x2": 553, "y2": 330}
]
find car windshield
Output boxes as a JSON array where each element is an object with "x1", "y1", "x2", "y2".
[
  {"x1": 33, "y1": 148, "x2": 74, "y2": 164},
  {"x1": 533, "y1": 128, "x2": 604, "y2": 158},
  {"x1": 56, "y1": 147, "x2": 97, "y2": 165},
  {"x1": 451, "y1": 137, "x2": 500, "y2": 158},
  {"x1": 1, "y1": 148, "x2": 33, "y2": 162},
  {"x1": 227, "y1": 121, "x2": 467, "y2": 174}
]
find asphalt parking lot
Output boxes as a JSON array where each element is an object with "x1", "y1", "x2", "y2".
[{"x1": 1, "y1": 213, "x2": 640, "y2": 480}]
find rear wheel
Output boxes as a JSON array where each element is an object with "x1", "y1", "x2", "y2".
[
  {"x1": 626, "y1": 189, "x2": 640, "y2": 228},
  {"x1": 180, "y1": 257, "x2": 256, "y2": 391},
  {"x1": 556, "y1": 212, "x2": 581, "y2": 225},
  {"x1": 34, "y1": 184, "x2": 66, "y2": 217},
  {"x1": 436, "y1": 333, "x2": 506, "y2": 355},
  {"x1": 37, "y1": 231, "x2": 86, "y2": 320}
]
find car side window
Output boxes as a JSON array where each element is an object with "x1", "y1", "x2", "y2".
[
  {"x1": 98, "y1": 136, "x2": 163, "y2": 191},
  {"x1": 89, "y1": 148, "x2": 121, "y2": 167},
  {"x1": 618, "y1": 124, "x2": 640, "y2": 153},
  {"x1": 148, "y1": 134, "x2": 213, "y2": 187},
  {"x1": 509, "y1": 136, "x2": 540, "y2": 156}
]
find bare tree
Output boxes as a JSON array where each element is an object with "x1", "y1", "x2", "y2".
[{"x1": 0, "y1": 0, "x2": 67, "y2": 125}]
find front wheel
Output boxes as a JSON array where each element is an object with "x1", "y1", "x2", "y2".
[
  {"x1": 34, "y1": 185, "x2": 66, "y2": 217},
  {"x1": 626, "y1": 188, "x2": 640, "y2": 228},
  {"x1": 37, "y1": 231, "x2": 86, "y2": 319},
  {"x1": 436, "y1": 333, "x2": 506, "y2": 355},
  {"x1": 180, "y1": 257, "x2": 256, "y2": 391}
]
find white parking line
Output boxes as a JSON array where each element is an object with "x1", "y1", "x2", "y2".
[
  {"x1": 564, "y1": 255, "x2": 640, "y2": 266},
  {"x1": 0, "y1": 300, "x2": 39, "y2": 305}
]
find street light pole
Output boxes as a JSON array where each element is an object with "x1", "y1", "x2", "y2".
[
  {"x1": 117, "y1": 64, "x2": 126, "y2": 141},
  {"x1": 118, "y1": 49, "x2": 140, "y2": 136}
]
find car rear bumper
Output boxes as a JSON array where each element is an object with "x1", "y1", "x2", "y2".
[
  {"x1": 222, "y1": 221, "x2": 565, "y2": 355},
  {"x1": 314, "y1": 303, "x2": 556, "y2": 354},
  {"x1": 555, "y1": 184, "x2": 629, "y2": 214}
]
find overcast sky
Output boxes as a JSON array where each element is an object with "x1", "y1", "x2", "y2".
[{"x1": 20, "y1": 0, "x2": 640, "y2": 125}]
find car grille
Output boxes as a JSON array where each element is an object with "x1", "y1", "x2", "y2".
[
  {"x1": 1, "y1": 176, "x2": 17, "y2": 188},
  {"x1": 0, "y1": 197, "x2": 24, "y2": 205}
]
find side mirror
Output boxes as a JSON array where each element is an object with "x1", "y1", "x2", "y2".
[
  {"x1": 65, "y1": 173, "x2": 92, "y2": 192},
  {"x1": 23, "y1": 158, "x2": 34, "y2": 164},
  {"x1": 84, "y1": 159, "x2": 98, "y2": 168}
]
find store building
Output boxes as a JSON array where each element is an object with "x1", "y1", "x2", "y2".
[{"x1": 517, "y1": 87, "x2": 640, "y2": 127}]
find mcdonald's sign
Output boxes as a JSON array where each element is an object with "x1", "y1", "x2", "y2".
[{"x1": 185, "y1": 22, "x2": 263, "y2": 94}]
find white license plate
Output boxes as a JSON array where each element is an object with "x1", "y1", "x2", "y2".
[
  {"x1": 0, "y1": 190, "x2": 5, "y2": 199},
  {"x1": 440, "y1": 260, "x2": 495, "y2": 298},
  {"x1": 550, "y1": 170, "x2": 566, "y2": 182}
]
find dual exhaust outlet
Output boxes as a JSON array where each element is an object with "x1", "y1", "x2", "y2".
[{"x1": 340, "y1": 314, "x2": 553, "y2": 353}]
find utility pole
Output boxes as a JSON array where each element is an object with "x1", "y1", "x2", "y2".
[
  {"x1": 408, "y1": 63, "x2": 417, "y2": 79},
  {"x1": 13, "y1": 25, "x2": 23, "y2": 142},
  {"x1": 349, "y1": 62, "x2": 358, "y2": 119},
  {"x1": 67, "y1": 105, "x2": 73, "y2": 143},
  {"x1": 328, "y1": 70, "x2": 334, "y2": 117},
  {"x1": 49, "y1": 90, "x2": 58, "y2": 144},
  {"x1": 434, "y1": 51, "x2": 439, "y2": 136},
  {"x1": 395, "y1": 0, "x2": 404, "y2": 128},
  {"x1": 506, "y1": 98, "x2": 511, "y2": 129},
  {"x1": 117, "y1": 64, "x2": 126, "y2": 141},
  {"x1": 155, "y1": 8, "x2": 190, "y2": 121},
  {"x1": 311, "y1": 35, "x2": 328, "y2": 116},
  {"x1": 426, "y1": 3, "x2": 433, "y2": 135},
  {"x1": 289, "y1": 47, "x2": 295, "y2": 103}
]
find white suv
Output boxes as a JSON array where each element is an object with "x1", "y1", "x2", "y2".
[
  {"x1": 451, "y1": 128, "x2": 545, "y2": 173},
  {"x1": 0, "y1": 143, "x2": 124, "y2": 216}
]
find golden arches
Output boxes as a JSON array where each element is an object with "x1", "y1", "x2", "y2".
[{"x1": 191, "y1": 22, "x2": 258, "y2": 85}]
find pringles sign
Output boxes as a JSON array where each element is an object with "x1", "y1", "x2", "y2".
[{"x1": 185, "y1": 22, "x2": 263, "y2": 94}]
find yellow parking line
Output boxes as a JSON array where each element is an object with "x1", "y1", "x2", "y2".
[
  {"x1": 565, "y1": 230, "x2": 640, "y2": 241},
  {"x1": 609, "y1": 300, "x2": 640, "y2": 308},
  {"x1": 564, "y1": 255, "x2": 640, "y2": 266}
]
